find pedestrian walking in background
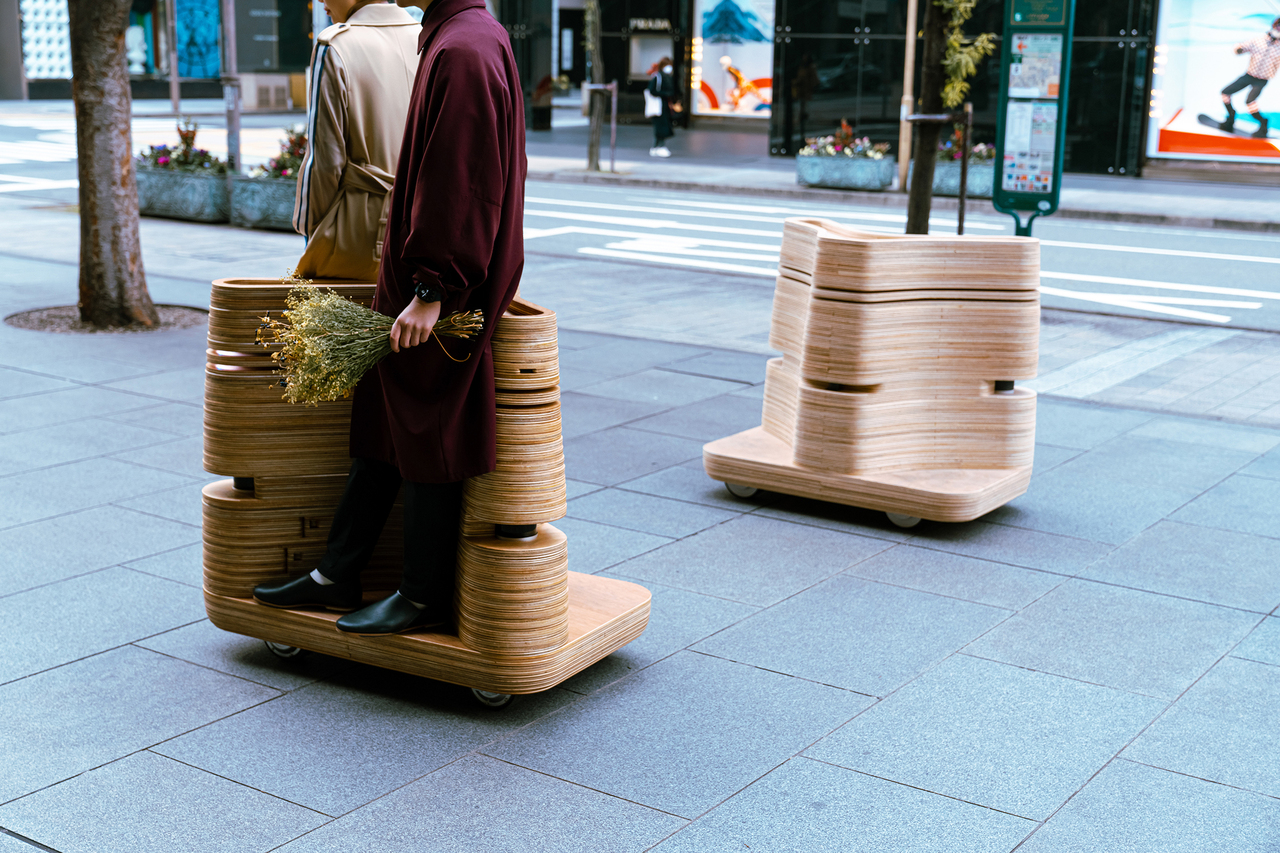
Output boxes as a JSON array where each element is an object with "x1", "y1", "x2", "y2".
[
  {"x1": 646, "y1": 57, "x2": 678, "y2": 158},
  {"x1": 292, "y1": 0, "x2": 420, "y2": 281}
]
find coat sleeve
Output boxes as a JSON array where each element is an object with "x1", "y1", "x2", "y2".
[
  {"x1": 398, "y1": 45, "x2": 514, "y2": 300},
  {"x1": 293, "y1": 42, "x2": 348, "y2": 238}
]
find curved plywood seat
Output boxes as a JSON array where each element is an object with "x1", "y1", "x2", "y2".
[
  {"x1": 709, "y1": 219, "x2": 1040, "y2": 522},
  {"x1": 202, "y1": 280, "x2": 647, "y2": 695}
]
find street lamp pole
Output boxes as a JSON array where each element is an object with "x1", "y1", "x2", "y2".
[
  {"x1": 166, "y1": 0, "x2": 181, "y2": 113},
  {"x1": 898, "y1": 0, "x2": 919, "y2": 192},
  {"x1": 221, "y1": 0, "x2": 242, "y2": 177}
]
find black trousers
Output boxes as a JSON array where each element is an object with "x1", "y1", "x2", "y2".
[
  {"x1": 315, "y1": 457, "x2": 463, "y2": 608},
  {"x1": 1223, "y1": 73, "x2": 1268, "y2": 106}
]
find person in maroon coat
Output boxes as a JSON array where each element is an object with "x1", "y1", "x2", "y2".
[{"x1": 254, "y1": 0, "x2": 527, "y2": 636}]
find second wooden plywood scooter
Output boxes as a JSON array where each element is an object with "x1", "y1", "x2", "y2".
[{"x1": 704, "y1": 218, "x2": 1040, "y2": 528}]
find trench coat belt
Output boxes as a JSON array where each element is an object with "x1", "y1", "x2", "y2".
[{"x1": 340, "y1": 161, "x2": 396, "y2": 263}]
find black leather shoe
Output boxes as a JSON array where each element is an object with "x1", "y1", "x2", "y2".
[
  {"x1": 253, "y1": 574, "x2": 362, "y2": 612},
  {"x1": 335, "y1": 593, "x2": 449, "y2": 636}
]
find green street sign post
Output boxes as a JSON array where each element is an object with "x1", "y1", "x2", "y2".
[{"x1": 992, "y1": 0, "x2": 1077, "y2": 236}]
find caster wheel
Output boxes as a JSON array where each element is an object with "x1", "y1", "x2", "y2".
[
  {"x1": 264, "y1": 641, "x2": 307, "y2": 659},
  {"x1": 886, "y1": 512, "x2": 921, "y2": 529},
  {"x1": 471, "y1": 688, "x2": 514, "y2": 709},
  {"x1": 725, "y1": 482, "x2": 758, "y2": 499}
]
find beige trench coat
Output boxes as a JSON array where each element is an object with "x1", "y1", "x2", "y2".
[{"x1": 293, "y1": 3, "x2": 420, "y2": 281}]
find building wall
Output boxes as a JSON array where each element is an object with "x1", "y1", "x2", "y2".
[{"x1": 769, "y1": 0, "x2": 1157, "y2": 175}]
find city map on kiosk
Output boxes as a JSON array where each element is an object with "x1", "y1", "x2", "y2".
[
  {"x1": 691, "y1": 0, "x2": 774, "y2": 118},
  {"x1": 1149, "y1": 0, "x2": 1280, "y2": 162}
]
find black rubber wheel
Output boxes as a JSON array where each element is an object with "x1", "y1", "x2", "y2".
[
  {"x1": 471, "y1": 688, "x2": 514, "y2": 709},
  {"x1": 725, "y1": 482, "x2": 759, "y2": 499},
  {"x1": 264, "y1": 641, "x2": 307, "y2": 659}
]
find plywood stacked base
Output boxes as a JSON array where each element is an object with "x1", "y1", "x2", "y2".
[
  {"x1": 704, "y1": 218, "x2": 1041, "y2": 523},
  {"x1": 202, "y1": 279, "x2": 649, "y2": 695}
]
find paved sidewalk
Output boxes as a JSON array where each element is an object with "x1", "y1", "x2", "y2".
[{"x1": 2, "y1": 192, "x2": 1280, "y2": 850}]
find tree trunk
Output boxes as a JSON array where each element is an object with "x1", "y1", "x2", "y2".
[
  {"x1": 584, "y1": 0, "x2": 604, "y2": 171},
  {"x1": 67, "y1": 0, "x2": 159, "y2": 327},
  {"x1": 905, "y1": 0, "x2": 947, "y2": 235}
]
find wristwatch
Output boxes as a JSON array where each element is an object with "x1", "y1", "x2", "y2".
[{"x1": 413, "y1": 280, "x2": 444, "y2": 304}]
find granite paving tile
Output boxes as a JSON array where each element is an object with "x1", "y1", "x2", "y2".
[
  {"x1": 967, "y1": 579, "x2": 1257, "y2": 698},
  {"x1": 556, "y1": 329, "x2": 619, "y2": 350},
  {"x1": 627, "y1": 393, "x2": 762, "y2": 442},
  {"x1": 0, "y1": 646, "x2": 278, "y2": 804},
  {"x1": 611, "y1": 514, "x2": 892, "y2": 606},
  {"x1": 0, "y1": 366, "x2": 76, "y2": 400},
  {"x1": 0, "y1": 567, "x2": 206, "y2": 684},
  {"x1": 982, "y1": 467, "x2": 1200, "y2": 546},
  {"x1": 0, "y1": 506, "x2": 199, "y2": 597},
  {"x1": 0, "y1": 385, "x2": 157, "y2": 434},
  {"x1": 103, "y1": 402, "x2": 204, "y2": 436},
  {"x1": 563, "y1": 427, "x2": 703, "y2": 485},
  {"x1": 485, "y1": 652, "x2": 871, "y2": 818},
  {"x1": 563, "y1": 478, "x2": 603, "y2": 500},
  {"x1": 273, "y1": 755, "x2": 683, "y2": 853},
  {"x1": 1080, "y1": 521, "x2": 1280, "y2": 612},
  {"x1": 1017, "y1": 759, "x2": 1280, "y2": 853},
  {"x1": 0, "y1": 831, "x2": 35, "y2": 852},
  {"x1": 752, "y1": 493, "x2": 916, "y2": 543},
  {"x1": 109, "y1": 435, "x2": 206, "y2": 479},
  {"x1": 121, "y1": 542, "x2": 204, "y2": 587},
  {"x1": 101, "y1": 367, "x2": 205, "y2": 404},
  {"x1": 1033, "y1": 400, "x2": 1152, "y2": 450},
  {"x1": 661, "y1": 351, "x2": 768, "y2": 385},
  {"x1": 1125, "y1": 656, "x2": 1280, "y2": 797},
  {"x1": 906, "y1": 520, "x2": 1113, "y2": 576},
  {"x1": 846, "y1": 544, "x2": 1064, "y2": 610},
  {"x1": 567, "y1": 488, "x2": 740, "y2": 538},
  {"x1": 0, "y1": 457, "x2": 196, "y2": 530},
  {"x1": 695, "y1": 574, "x2": 1009, "y2": 696},
  {"x1": 651, "y1": 758, "x2": 1034, "y2": 853},
  {"x1": 0, "y1": 751, "x2": 326, "y2": 853},
  {"x1": 1128, "y1": 417, "x2": 1280, "y2": 453},
  {"x1": 154, "y1": 672, "x2": 577, "y2": 816},
  {"x1": 1054, "y1": 435, "x2": 1256, "y2": 492},
  {"x1": 556, "y1": 366, "x2": 613, "y2": 392},
  {"x1": 1171, "y1": 474, "x2": 1280, "y2": 539},
  {"x1": 557, "y1": 339, "x2": 709, "y2": 376},
  {"x1": 1240, "y1": 444, "x2": 1280, "y2": 480},
  {"x1": 1032, "y1": 443, "x2": 1081, "y2": 474},
  {"x1": 558, "y1": 391, "x2": 667, "y2": 440},
  {"x1": 0, "y1": 416, "x2": 175, "y2": 477},
  {"x1": 620, "y1": 460, "x2": 773, "y2": 510},
  {"x1": 575, "y1": 369, "x2": 743, "y2": 407},
  {"x1": 553, "y1": 517, "x2": 672, "y2": 574},
  {"x1": 137, "y1": 620, "x2": 351, "y2": 691},
  {"x1": 1233, "y1": 617, "x2": 1280, "y2": 666},
  {"x1": 114, "y1": 481, "x2": 207, "y2": 527},
  {"x1": 560, "y1": 580, "x2": 758, "y2": 694},
  {"x1": 807, "y1": 655, "x2": 1164, "y2": 819},
  {"x1": 10, "y1": 354, "x2": 163, "y2": 384}
]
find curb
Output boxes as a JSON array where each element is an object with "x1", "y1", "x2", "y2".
[{"x1": 526, "y1": 169, "x2": 1280, "y2": 234}]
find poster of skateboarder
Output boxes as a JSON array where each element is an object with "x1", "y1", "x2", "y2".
[
  {"x1": 690, "y1": 0, "x2": 774, "y2": 118},
  {"x1": 1148, "y1": 0, "x2": 1280, "y2": 162}
]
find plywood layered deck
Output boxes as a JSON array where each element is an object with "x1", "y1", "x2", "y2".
[
  {"x1": 203, "y1": 279, "x2": 648, "y2": 693},
  {"x1": 706, "y1": 219, "x2": 1041, "y2": 523}
]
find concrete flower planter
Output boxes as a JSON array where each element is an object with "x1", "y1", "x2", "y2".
[
  {"x1": 136, "y1": 167, "x2": 229, "y2": 223},
  {"x1": 230, "y1": 175, "x2": 297, "y2": 231},
  {"x1": 796, "y1": 155, "x2": 896, "y2": 191},
  {"x1": 907, "y1": 159, "x2": 995, "y2": 198}
]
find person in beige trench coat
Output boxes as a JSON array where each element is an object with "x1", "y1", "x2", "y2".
[{"x1": 292, "y1": 0, "x2": 420, "y2": 281}]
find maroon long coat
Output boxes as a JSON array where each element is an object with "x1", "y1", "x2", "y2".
[{"x1": 349, "y1": 0, "x2": 526, "y2": 483}]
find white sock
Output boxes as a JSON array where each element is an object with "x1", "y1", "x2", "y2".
[
  {"x1": 309, "y1": 569, "x2": 335, "y2": 586},
  {"x1": 397, "y1": 592, "x2": 427, "y2": 610}
]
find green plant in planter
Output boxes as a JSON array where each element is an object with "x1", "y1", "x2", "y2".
[
  {"x1": 798, "y1": 119, "x2": 891, "y2": 159},
  {"x1": 136, "y1": 117, "x2": 228, "y2": 174},
  {"x1": 251, "y1": 126, "x2": 307, "y2": 179},
  {"x1": 938, "y1": 125, "x2": 995, "y2": 161}
]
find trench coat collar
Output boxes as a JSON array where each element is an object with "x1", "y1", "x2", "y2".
[
  {"x1": 346, "y1": 3, "x2": 418, "y2": 26},
  {"x1": 418, "y1": 0, "x2": 487, "y2": 52}
]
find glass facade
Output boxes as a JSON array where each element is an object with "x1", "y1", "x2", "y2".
[{"x1": 769, "y1": 0, "x2": 1157, "y2": 175}]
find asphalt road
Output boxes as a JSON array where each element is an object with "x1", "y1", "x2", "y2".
[{"x1": 3, "y1": 111, "x2": 1279, "y2": 332}]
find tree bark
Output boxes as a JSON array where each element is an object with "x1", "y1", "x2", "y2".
[
  {"x1": 905, "y1": 0, "x2": 947, "y2": 235},
  {"x1": 67, "y1": 0, "x2": 159, "y2": 327},
  {"x1": 584, "y1": 0, "x2": 604, "y2": 171}
]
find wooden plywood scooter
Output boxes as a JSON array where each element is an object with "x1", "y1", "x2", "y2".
[
  {"x1": 704, "y1": 219, "x2": 1040, "y2": 528},
  {"x1": 202, "y1": 280, "x2": 650, "y2": 707}
]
